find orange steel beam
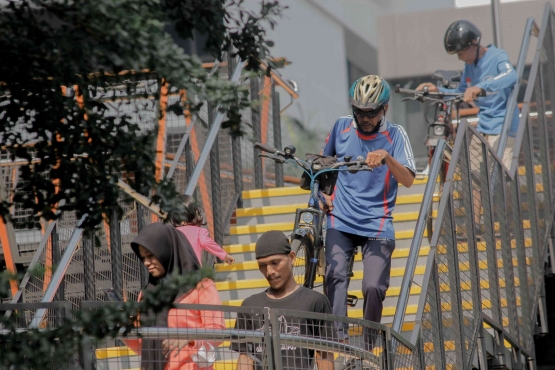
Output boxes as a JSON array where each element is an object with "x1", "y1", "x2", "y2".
[
  {"x1": 0, "y1": 217, "x2": 18, "y2": 296},
  {"x1": 151, "y1": 80, "x2": 169, "y2": 223},
  {"x1": 103, "y1": 217, "x2": 111, "y2": 251},
  {"x1": 0, "y1": 172, "x2": 18, "y2": 296},
  {"x1": 42, "y1": 234, "x2": 53, "y2": 292},
  {"x1": 259, "y1": 76, "x2": 272, "y2": 177},
  {"x1": 155, "y1": 81, "x2": 169, "y2": 181}
]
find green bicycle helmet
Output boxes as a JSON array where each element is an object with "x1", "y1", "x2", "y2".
[{"x1": 349, "y1": 75, "x2": 391, "y2": 109}]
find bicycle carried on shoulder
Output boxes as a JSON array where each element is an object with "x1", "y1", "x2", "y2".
[{"x1": 254, "y1": 142, "x2": 374, "y2": 306}]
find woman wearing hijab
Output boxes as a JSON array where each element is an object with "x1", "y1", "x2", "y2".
[{"x1": 125, "y1": 222, "x2": 225, "y2": 370}]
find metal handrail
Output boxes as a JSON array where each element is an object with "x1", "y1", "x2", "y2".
[
  {"x1": 392, "y1": 140, "x2": 449, "y2": 333},
  {"x1": 395, "y1": 6, "x2": 555, "y2": 368},
  {"x1": 5, "y1": 198, "x2": 66, "y2": 308},
  {"x1": 497, "y1": 17, "x2": 539, "y2": 169},
  {"x1": 28, "y1": 213, "x2": 88, "y2": 329},
  {"x1": 184, "y1": 58, "x2": 246, "y2": 196}
]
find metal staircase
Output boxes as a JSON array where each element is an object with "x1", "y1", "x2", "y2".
[{"x1": 3, "y1": 4, "x2": 555, "y2": 369}]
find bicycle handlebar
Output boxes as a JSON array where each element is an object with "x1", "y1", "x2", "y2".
[
  {"x1": 394, "y1": 85, "x2": 496, "y2": 99},
  {"x1": 254, "y1": 142, "x2": 280, "y2": 154},
  {"x1": 394, "y1": 85, "x2": 463, "y2": 98}
]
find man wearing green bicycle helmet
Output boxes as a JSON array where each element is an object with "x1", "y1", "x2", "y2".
[{"x1": 322, "y1": 75, "x2": 416, "y2": 339}]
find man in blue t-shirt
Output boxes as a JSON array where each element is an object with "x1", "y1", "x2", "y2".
[
  {"x1": 417, "y1": 20, "x2": 519, "y2": 168},
  {"x1": 322, "y1": 75, "x2": 416, "y2": 339}
]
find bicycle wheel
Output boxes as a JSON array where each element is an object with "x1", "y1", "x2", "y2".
[{"x1": 291, "y1": 235, "x2": 313, "y2": 286}]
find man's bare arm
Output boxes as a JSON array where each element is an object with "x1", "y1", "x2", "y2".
[{"x1": 366, "y1": 150, "x2": 415, "y2": 188}]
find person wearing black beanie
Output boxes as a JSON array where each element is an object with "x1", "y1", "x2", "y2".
[{"x1": 231, "y1": 230, "x2": 334, "y2": 370}]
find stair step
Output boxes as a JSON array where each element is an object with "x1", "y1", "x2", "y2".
[
  {"x1": 214, "y1": 265, "x2": 426, "y2": 292},
  {"x1": 216, "y1": 246, "x2": 430, "y2": 272}
]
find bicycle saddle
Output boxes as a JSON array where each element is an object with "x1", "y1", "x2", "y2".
[{"x1": 432, "y1": 70, "x2": 461, "y2": 88}]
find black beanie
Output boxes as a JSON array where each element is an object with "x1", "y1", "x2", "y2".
[{"x1": 255, "y1": 230, "x2": 291, "y2": 259}]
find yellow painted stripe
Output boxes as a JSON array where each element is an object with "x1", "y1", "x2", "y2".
[
  {"x1": 95, "y1": 346, "x2": 137, "y2": 360},
  {"x1": 216, "y1": 246, "x2": 430, "y2": 271},
  {"x1": 242, "y1": 178, "x2": 431, "y2": 200},
  {"x1": 437, "y1": 238, "x2": 532, "y2": 254},
  {"x1": 518, "y1": 165, "x2": 542, "y2": 175},
  {"x1": 237, "y1": 203, "x2": 433, "y2": 219},
  {"x1": 215, "y1": 265, "x2": 426, "y2": 291},
  {"x1": 222, "y1": 285, "x2": 423, "y2": 307},
  {"x1": 230, "y1": 222, "x2": 293, "y2": 235},
  {"x1": 230, "y1": 223, "x2": 421, "y2": 239},
  {"x1": 437, "y1": 257, "x2": 530, "y2": 273},
  {"x1": 242, "y1": 187, "x2": 309, "y2": 199}
]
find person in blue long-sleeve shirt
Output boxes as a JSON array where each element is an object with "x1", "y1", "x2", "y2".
[{"x1": 417, "y1": 20, "x2": 519, "y2": 168}]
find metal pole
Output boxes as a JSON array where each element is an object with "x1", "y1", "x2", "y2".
[
  {"x1": 228, "y1": 52, "x2": 244, "y2": 208},
  {"x1": 184, "y1": 59, "x2": 246, "y2": 196},
  {"x1": 491, "y1": 0, "x2": 502, "y2": 48},
  {"x1": 82, "y1": 231, "x2": 96, "y2": 302},
  {"x1": 110, "y1": 207, "x2": 123, "y2": 298},
  {"x1": 208, "y1": 102, "x2": 224, "y2": 247},
  {"x1": 28, "y1": 214, "x2": 87, "y2": 328},
  {"x1": 272, "y1": 82, "x2": 284, "y2": 187},
  {"x1": 251, "y1": 76, "x2": 264, "y2": 189},
  {"x1": 51, "y1": 225, "x2": 64, "y2": 302},
  {"x1": 136, "y1": 204, "x2": 149, "y2": 288}
]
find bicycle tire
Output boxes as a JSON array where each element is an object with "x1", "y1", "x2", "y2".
[{"x1": 291, "y1": 236, "x2": 313, "y2": 286}]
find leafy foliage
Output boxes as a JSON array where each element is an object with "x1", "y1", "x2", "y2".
[
  {"x1": 0, "y1": 269, "x2": 214, "y2": 369},
  {"x1": 0, "y1": 0, "x2": 285, "y2": 229}
]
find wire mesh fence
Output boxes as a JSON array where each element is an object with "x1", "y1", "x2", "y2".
[
  {"x1": 0, "y1": 301, "x2": 419, "y2": 370},
  {"x1": 394, "y1": 5, "x2": 555, "y2": 369}
]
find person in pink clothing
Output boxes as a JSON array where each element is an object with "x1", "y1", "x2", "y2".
[
  {"x1": 172, "y1": 195, "x2": 234, "y2": 266},
  {"x1": 127, "y1": 222, "x2": 225, "y2": 370}
]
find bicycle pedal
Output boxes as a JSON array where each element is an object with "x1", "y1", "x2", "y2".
[{"x1": 347, "y1": 295, "x2": 359, "y2": 307}]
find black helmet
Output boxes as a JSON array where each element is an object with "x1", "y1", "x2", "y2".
[{"x1": 444, "y1": 20, "x2": 481, "y2": 54}]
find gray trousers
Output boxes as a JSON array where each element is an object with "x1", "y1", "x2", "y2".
[{"x1": 324, "y1": 229, "x2": 395, "y2": 339}]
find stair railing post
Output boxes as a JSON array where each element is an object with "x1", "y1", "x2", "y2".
[
  {"x1": 82, "y1": 231, "x2": 96, "y2": 302},
  {"x1": 110, "y1": 207, "x2": 123, "y2": 298},
  {"x1": 51, "y1": 224, "x2": 64, "y2": 302},
  {"x1": 251, "y1": 76, "x2": 263, "y2": 189},
  {"x1": 271, "y1": 81, "x2": 284, "y2": 187},
  {"x1": 208, "y1": 102, "x2": 224, "y2": 248},
  {"x1": 228, "y1": 51, "x2": 243, "y2": 208},
  {"x1": 136, "y1": 203, "x2": 149, "y2": 288}
]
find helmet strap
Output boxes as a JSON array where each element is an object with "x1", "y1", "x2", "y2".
[{"x1": 474, "y1": 43, "x2": 481, "y2": 66}]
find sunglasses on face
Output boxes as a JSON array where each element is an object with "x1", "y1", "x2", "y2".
[{"x1": 354, "y1": 107, "x2": 383, "y2": 119}]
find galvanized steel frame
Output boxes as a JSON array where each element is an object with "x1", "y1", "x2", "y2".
[{"x1": 395, "y1": 4, "x2": 555, "y2": 368}]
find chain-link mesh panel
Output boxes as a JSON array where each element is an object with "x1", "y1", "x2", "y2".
[
  {"x1": 506, "y1": 176, "x2": 531, "y2": 350},
  {"x1": 434, "y1": 189, "x2": 464, "y2": 369},
  {"x1": 87, "y1": 304, "x2": 275, "y2": 370},
  {"x1": 419, "y1": 260, "x2": 445, "y2": 370},
  {"x1": 541, "y1": 14, "x2": 555, "y2": 204},
  {"x1": 519, "y1": 125, "x2": 544, "y2": 327},
  {"x1": 530, "y1": 67, "x2": 549, "y2": 245},
  {"x1": 450, "y1": 131, "x2": 479, "y2": 368},
  {"x1": 0, "y1": 156, "x2": 43, "y2": 264},
  {"x1": 392, "y1": 334, "x2": 421, "y2": 370},
  {"x1": 271, "y1": 308, "x2": 387, "y2": 370}
]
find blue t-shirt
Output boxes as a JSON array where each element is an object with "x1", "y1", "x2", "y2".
[
  {"x1": 322, "y1": 117, "x2": 416, "y2": 239},
  {"x1": 440, "y1": 45, "x2": 519, "y2": 136}
]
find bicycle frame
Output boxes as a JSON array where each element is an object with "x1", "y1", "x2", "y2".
[{"x1": 255, "y1": 144, "x2": 371, "y2": 289}]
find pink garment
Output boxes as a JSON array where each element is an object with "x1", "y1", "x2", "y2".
[{"x1": 176, "y1": 225, "x2": 227, "y2": 266}]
